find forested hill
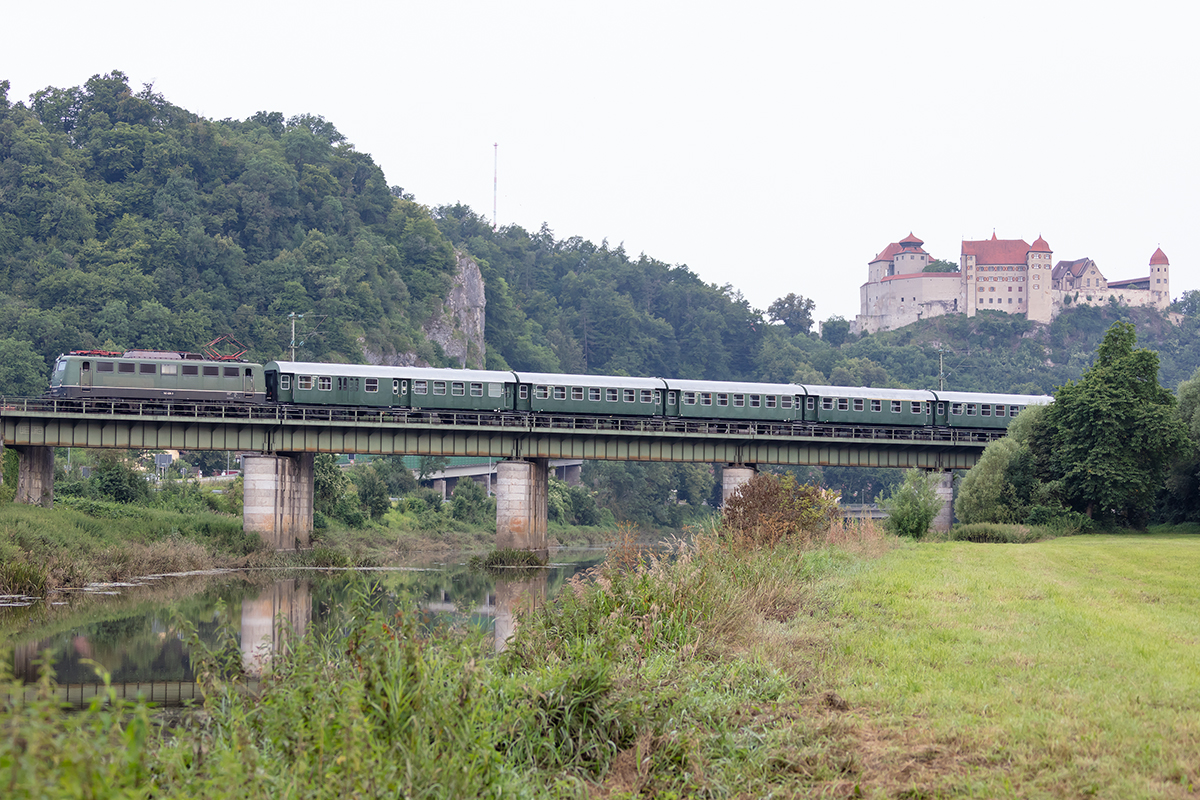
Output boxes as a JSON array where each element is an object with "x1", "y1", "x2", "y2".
[{"x1": 2, "y1": 72, "x2": 1200, "y2": 400}]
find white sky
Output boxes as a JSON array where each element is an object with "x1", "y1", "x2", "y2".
[{"x1": 5, "y1": 1, "x2": 1198, "y2": 322}]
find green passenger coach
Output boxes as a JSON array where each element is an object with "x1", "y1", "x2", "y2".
[
  {"x1": 512, "y1": 373, "x2": 668, "y2": 416},
  {"x1": 265, "y1": 361, "x2": 516, "y2": 411},
  {"x1": 665, "y1": 379, "x2": 803, "y2": 421}
]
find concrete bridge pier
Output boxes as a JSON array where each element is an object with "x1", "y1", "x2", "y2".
[
  {"x1": 930, "y1": 470, "x2": 955, "y2": 533},
  {"x1": 14, "y1": 445, "x2": 55, "y2": 507},
  {"x1": 495, "y1": 458, "x2": 549, "y2": 559},
  {"x1": 721, "y1": 464, "x2": 758, "y2": 506},
  {"x1": 242, "y1": 453, "x2": 314, "y2": 551}
]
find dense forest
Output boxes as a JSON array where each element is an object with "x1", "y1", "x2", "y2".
[{"x1": 4, "y1": 72, "x2": 1200, "y2": 523}]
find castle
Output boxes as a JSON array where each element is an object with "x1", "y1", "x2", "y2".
[{"x1": 851, "y1": 233, "x2": 1171, "y2": 334}]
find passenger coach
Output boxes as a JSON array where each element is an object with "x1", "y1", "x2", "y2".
[{"x1": 265, "y1": 361, "x2": 516, "y2": 411}]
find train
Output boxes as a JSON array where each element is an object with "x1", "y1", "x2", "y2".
[{"x1": 47, "y1": 350, "x2": 1052, "y2": 430}]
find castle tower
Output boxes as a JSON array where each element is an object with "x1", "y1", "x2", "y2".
[
  {"x1": 1026, "y1": 235, "x2": 1054, "y2": 323},
  {"x1": 1149, "y1": 247, "x2": 1170, "y2": 309}
]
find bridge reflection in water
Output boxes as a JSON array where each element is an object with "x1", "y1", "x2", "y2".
[{"x1": 7, "y1": 569, "x2": 558, "y2": 707}]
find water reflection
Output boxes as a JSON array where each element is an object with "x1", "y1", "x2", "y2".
[{"x1": 3, "y1": 553, "x2": 601, "y2": 705}]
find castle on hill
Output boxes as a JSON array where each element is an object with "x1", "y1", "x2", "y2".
[{"x1": 851, "y1": 233, "x2": 1171, "y2": 334}]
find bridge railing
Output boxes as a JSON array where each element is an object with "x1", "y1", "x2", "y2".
[{"x1": 2, "y1": 396, "x2": 1007, "y2": 447}]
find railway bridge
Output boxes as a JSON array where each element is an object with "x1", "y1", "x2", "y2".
[{"x1": 1, "y1": 398, "x2": 1004, "y2": 556}]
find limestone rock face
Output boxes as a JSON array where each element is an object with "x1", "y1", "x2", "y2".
[{"x1": 364, "y1": 250, "x2": 487, "y2": 368}]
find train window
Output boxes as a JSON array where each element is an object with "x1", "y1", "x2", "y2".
[
  {"x1": 554, "y1": 386, "x2": 567, "y2": 400},
  {"x1": 519, "y1": 385, "x2": 529, "y2": 400},
  {"x1": 779, "y1": 396, "x2": 791, "y2": 409},
  {"x1": 822, "y1": 397, "x2": 833, "y2": 410},
  {"x1": 806, "y1": 397, "x2": 816, "y2": 411},
  {"x1": 606, "y1": 388, "x2": 618, "y2": 402},
  {"x1": 98, "y1": 362, "x2": 114, "y2": 373},
  {"x1": 700, "y1": 392, "x2": 712, "y2": 406},
  {"x1": 871, "y1": 399, "x2": 882, "y2": 412},
  {"x1": 318, "y1": 377, "x2": 332, "y2": 391},
  {"x1": 589, "y1": 387, "x2": 601, "y2": 401},
  {"x1": 981, "y1": 404, "x2": 992, "y2": 416},
  {"x1": 348, "y1": 378, "x2": 359, "y2": 392},
  {"x1": 966, "y1": 403, "x2": 977, "y2": 416},
  {"x1": 337, "y1": 377, "x2": 348, "y2": 391},
  {"x1": 654, "y1": 390, "x2": 662, "y2": 404},
  {"x1": 535, "y1": 386, "x2": 549, "y2": 400},
  {"x1": 414, "y1": 380, "x2": 428, "y2": 395},
  {"x1": 203, "y1": 366, "x2": 218, "y2": 377},
  {"x1": 910, "y1": 402, "x2": 922, "y2": 415},
  {"x1": 433, "y1": 381, "x2": 447, "y2": 396},
  {"x1": 182, "y1": 365, "x2": 198, "y2": 376},
  {"x1": 717, "y1": 393, "x2": 729, "y2": 407},
  {"x1": 891, "y1": 401, "x2": 902, "y2": 413},
  {"x1": 640, "y1": 390, "x2": 653, "y2": 404},
  {"x1": 683, "y1": 391, "x2": 697, "y2": 405},
  {"x1": 139, "y1": 363, "x2": 156, "y2": 374},
  {"x1": 733, "y1": 394, "x2": 744, "y2": 407},
  {"x1": 765, "y1": 396, "x2": 776, "y2": 409},
  {"x1": 667, "y1": 391, "x2": 677, "y2": 404},
  {"x1": 56, "y1": 360, "x2": 67, "y2": 372},
  {"x1": 571, "y1": 387, "x2": 584, "y2": 401},
  {"x1": 161, "y1": 364, "x2": 177, "y2": 376},
  {"x1": 936, "y1": 402, "x2": 944, "y2": 415},
  {"x1": 994, "y1": 405, "x2": 1006, "y2": 417},
  {"x1": 224, "y1": 367, "x2": 239, "y2": 378},
  {"x1": 853, "y1": 399, "x2": 864, "y2": 412},
  {"x1": 281, "y1": 375, "x2": 291, "y2": 391},
  {"x1": 452, "y1": 382, "x2": 465, "y2": 396},
  {"x1": 471, "y1": 383, "x2": 484, "y2": 397},
  {"x1": 119, "y1": 363, "x2": 135, "y2": 374},
  {"x1": 298, "y1": 376, "x2": 313, "y2": 390},
  {"x1": 365, "y1": 378, "x2": 378, "y2": 393},
  {"x1": 951, "y1": 403, "x2": 963, "y2": 415},
  {"x1": 838, "y1": 398, "x2": 849, "y2": 411},
  {"x1": 623, "y1": 389, "x2": 636, "y2": 403},
  {"x1": 1011, "y1": 405, "x2": 1021, "y2": 416}
]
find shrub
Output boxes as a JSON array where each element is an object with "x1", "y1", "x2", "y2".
[
  {"x1": 722, "y1": 472, "x2": 841, "y2": 547},
  {"x1": 877, "y1": 469, "x2": 942, "y2": 539},
  {"x1": 950, "y1": 523, "x2": 1044, "y2": 544}
]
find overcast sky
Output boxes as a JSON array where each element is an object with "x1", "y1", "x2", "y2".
[{"x1": 5, "y1": 1, "x2": 1197, "y2": 322}]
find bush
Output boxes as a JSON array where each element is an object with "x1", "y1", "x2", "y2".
[
  {"x1": 877, "y1": 469, "x2": 942, "y2": 539},
  {"x1": 722, "y1": 472, "x2": 841, "y2": 547},
  {"x1": 950, "y1": 523, "x2": 1044, "y2": 544}
]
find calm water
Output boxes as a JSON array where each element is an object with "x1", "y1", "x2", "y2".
[{"x1": 2, "y1": 551, "x2": 605, "y2": 700}]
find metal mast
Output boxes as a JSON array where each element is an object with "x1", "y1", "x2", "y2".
[{"x1": 493, "y1": 142, "x2": 498, "y2": 232}]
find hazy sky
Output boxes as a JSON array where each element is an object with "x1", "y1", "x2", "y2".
[{"x1": 5, "y1": 2, "x2": 1197, "y2": 322}]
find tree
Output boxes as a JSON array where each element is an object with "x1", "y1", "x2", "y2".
[
  {"x1": 0, "y1": 338, "x2": 47, "y2": 396},
  {"x1": 767, "y1": 293, "x2": 815, "y2": 335},
  {"x1": 821, "y1": 316, "x2": 850, "y2": 347},
  {"x1": 877, "y1": 469, "x2": 941, "y2": 538},
  {"x1": 314, "y1": 454, "x2": 350, "y2": 516},
  {"x1": 353, "y1": 466, "x2": 391, "y2": 520},
  {"x1": 1029, "y1": 322, "x2": 1187, "y2": 526},
  {"x1": 923, "y1": 259, "x2": 959, "y2": 273}
]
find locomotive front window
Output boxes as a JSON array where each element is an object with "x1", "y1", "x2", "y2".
[
  {"x1": 224, "y1": 367, "x2": 239, "y2": 378},
  {"x1": 56, "y1": 360, "x2": 67, "y2": 372},
  {"x1": 365, "y1": 378, "x2": 378, "y2": 393},
  {"x1": 700, "y1": 392, "x2": 712, "y2": 406},
  {"x1": 433, "y1": 381, "x2": 447, "y2": 395},
  {"x1": 623, "y1": 389, "x2": 636, "y2": 403},
  {"x1": 203, "y1": 366, "x2": 219, "y2": 377},
  {"x1": 161, "y1": 364, "x2": 177, "y2": 376},
  {"x1": 837, "y1": 398, "x2": 849, "y2": 411},
  {"x1": 535, "y1": 386, "x2": 549, "y2": 400},
  {"x1": 182, "y1": 365, "x2": 198, "y2": 376},
  {"x1": 318, "y1": 377, "x2": 332, "y2": 391},
  {"x1": 951, "y1": 403, "x2": 963, "y2": 415},
  {"x1": 139, "y1": 364, "x2": 156, "y2": 374},
  {"x1": 588, "y1": 387, "x2": 601, "y2": 401},
  {"x1": 871, "y1": 399, "x2": 882, "y2": 412},
  {"x1": 891, "y1": 401, "x2": 902, "y2": 413},
  {"x1": 119, "y1": 363, "x2": 135, "y2": 374},
  {"x1": 98, "y1": 362, "x2": 114, "y2": 373},
  {"x1": 452, "y1": 382, "x2": 465, "y2": 396},
  {"x1": 765, "y1": 396, "x2": 776, "y2": 409},
  {"x1": 281, "y1": 375, "x2": 292, "y2": 391},
  {"x1": 471, "y1": 383, "x2": 483, "y2": 397},
  {"x1": 298, "y1": 376, "x2": 313, "y2": 390},
  {"x1": 554, "y1": 387, "x2": 567, "y2": 400},
  {"x1": 641, "y1": 390, "x2": 653, "y2": 404},
  {"x1": 822, "y1": 397, "x2": 834, "y2": 410},
  {"x1": 571, "y1": 387, "x2": 583, "y2": 401},
  {"x1": 606, "y1": 388, "x2": 618, "y2": 402},
  {"x1": 733, "y1": 394, "x2": 744, "y2": 407},
  {"x1": 853, "y1": 399, "x2": 864, "y2": 411}
]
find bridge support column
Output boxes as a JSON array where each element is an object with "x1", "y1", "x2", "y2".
[
  {"x1": 721, "y1": 464, "x2": 757, "y2": 506},
  {"x1": 496, "y1": 458, "x2": 549, "y2": 558},
  {"x1": 243, "y1": 453, "x2": 313, "y2": 551},
  {"x1": 14, "y1": 446, "x2": 55, "y2": 507},
  {"x1": 931, "y1": 470, "x2": 954, "y2": 533}
]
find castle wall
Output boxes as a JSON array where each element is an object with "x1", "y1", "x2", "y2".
[{"x1": 855, "y1": 272, "x2": 961, "y2": 334}]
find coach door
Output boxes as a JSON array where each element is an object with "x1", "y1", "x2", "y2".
[{"x1": 81, "y1": 361, "x2": 92, "y2": 392}]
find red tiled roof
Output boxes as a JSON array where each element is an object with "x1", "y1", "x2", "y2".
[
  {"x1": 870, "y1": 242, "x2": 903, "y2": 263},
  {"x1": 962, "y1": 238, "x2": 1033, "y2": 265},
  {"x1": 1030, "y1": 236, "x2": 1051, "y2": 252},
  {"x1": 1150, "y1": 247, "x2": 1169, "y2": 265},
  {"x1": 899, "y1": 232, "x2": 924, "y2": 246}
]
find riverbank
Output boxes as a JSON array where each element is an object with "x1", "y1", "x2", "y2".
[{"x1": 0, "y1": 499, "x2": 623, "y2": 594}]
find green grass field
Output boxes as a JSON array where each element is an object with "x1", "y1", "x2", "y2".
[{"x1": 821, "y1": 534, "x2": 1200, "y2": 798}]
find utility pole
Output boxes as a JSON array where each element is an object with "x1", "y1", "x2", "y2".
[
  {"x1": 938, "y1": 346, "x2": 946, "y2": 391},
  {"x1": 493, "y1": 142, "x2": 498, "y2": 232},
  {"x1": 288, "y1": 312, "x2": 304, "y2": 361}
]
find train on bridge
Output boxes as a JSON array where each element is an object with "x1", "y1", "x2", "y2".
[{"x1": 47, "y1": 350, "x2": 1051, "y2": 431}]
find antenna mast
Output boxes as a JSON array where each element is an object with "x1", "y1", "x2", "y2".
[{"x1": 493, "y1": 142, "x2": 498, "y2": 232}]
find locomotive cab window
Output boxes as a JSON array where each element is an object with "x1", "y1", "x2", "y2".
[{"x1": 56, "y1": 360, "x2": 67, "y2": 372}]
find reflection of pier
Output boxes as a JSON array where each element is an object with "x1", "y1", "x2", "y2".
[
  {"x1": 416, "y1": 572, "x2": 549, "y2": 652},
  {"x1": 7, "y1": 578, "x2": 309, "y2": 707}
]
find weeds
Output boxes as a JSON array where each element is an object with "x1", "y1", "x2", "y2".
[{"x1": 722, "y1": 472, "x2": 841, "y2": 547}]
